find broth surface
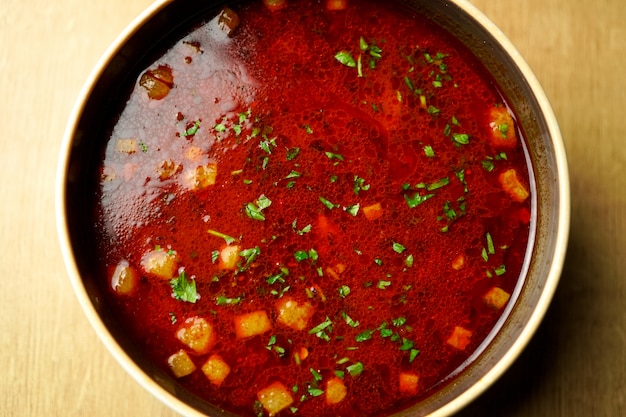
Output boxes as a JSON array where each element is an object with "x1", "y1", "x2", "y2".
[{"x1": 94, "y1": 1, "x2": 533, "y2": 416}]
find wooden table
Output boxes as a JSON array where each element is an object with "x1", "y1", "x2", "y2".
[{"x1": 1, "y1": 0, "x2": 624, "y2": 416}]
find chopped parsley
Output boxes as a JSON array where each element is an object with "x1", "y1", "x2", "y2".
[{"x1": 169, "y1": 271, "x2": 198, "y2": 303}]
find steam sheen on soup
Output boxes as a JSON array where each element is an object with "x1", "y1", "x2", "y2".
[{"x1": 94, "y1": 1, "x2": 533, "y2": 416}]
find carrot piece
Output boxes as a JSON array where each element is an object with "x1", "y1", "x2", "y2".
[
  {"x1": 399, "y1": 372, "x2": 419, "y2": 395},
  {"x1": 326, "y1": 0, "x2": 348, "y2": 10},
  {"x1": 325, "y1": 376, "x2": 348, "y2": 405},
  {"x1": 362, "y1": 202, "x2": 383, "y2": 220},
  {"x1": 263, "y1": 0, "x2": 287, "y2": 12},
  {"x1": 446, "y1": 326, "x2": 472, "y2": 350},
  {"x1": 499, "y1": 168, "x2": 529, "y2": 202},
  {"x1": 483, "y1": 286, "x2": 511, "y2": 310},
  {"x1": 257, "y1": 381, "x2": 294, "y2": 416},
  {"x1": 451, "y1": 254, "x2": 465, "y2": 270}
]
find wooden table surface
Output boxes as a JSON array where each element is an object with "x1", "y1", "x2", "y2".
[{"x1": 1, "y1": 0, "x2": 624, "y2": 416}]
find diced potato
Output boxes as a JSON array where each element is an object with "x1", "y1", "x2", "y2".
[
  {"x1": 114, "y1": 139, "x2": 137, "y2": 154},
  {"x1": 156, "y1": 159, "x2": 181, "y2": 180},
  {"x1": 139, "y1": 65, "x2": 174, "y2": 100},
  {"x1": 325, "y1": 263, "x2": 346, "y2": 280},
  {"x1": 499, "y1": 168, "x2": 529, "y2": 202},
  {"x1": 176, "y1": 317, "x2": 217, "y2": 354},
  {"x1": 217, "y1": 7, "x2": 240, "y2": 37},
  {"x1": 219, "y1": 245, "x2": 241, "y2": 270},
  {"x1": 191, "y1": 163, "x2": 218, "y2": 190},
  {"x1": 325, "y1": 376, "x2": 347, "y2": 405},
  {"x1": 446, "y1": 326, "x2": 473, "y2": 350},
  {"x1": 451, "y1": 254, "x2": 465, "y2": 270},
  {"x1": 488, "y1": 106, "x2": 517, "y2": 148},
  {"x1": 483, "y1": 286, "x2": 511, "y2": 310},
  {"x1": 109, "y1": 260, "x2": 139, "y2": 295},
  {"x1": 263, "y1": 0, "x2": 287, "y2": 12},
  {"x1": 326, "y1": 0, "x2": 348, "y2": 10},
  {"x1": 399, "y1": 372, "x2": 419, "y2": 395},
  {"x1": 234, "y1": 310, "x2": 272, "y2": 339},
  {"x1": 140, "y1": 248, "x2": 178, "y2": 280},
  {"x1": 185, "y1": 146, "x2": 203, "y2": 161},
  {"x1": 257, "y1": 381, "x2": 294, "y2": 417},
  {"x1": 167, "y1": 349, "x2": 196, "y2": 378},
  {"x1": 362, "y1": 202, "x2": 383, "y2": 220},
  {"x1": 276, "y1": 297, "x2": 314, "y2": 331},
  {"x1": 101, "y1": 166, "x2": 116, "y2": 182},
  {"x1": 201, "y1": 354, "x2": 231, "y2": 386}
]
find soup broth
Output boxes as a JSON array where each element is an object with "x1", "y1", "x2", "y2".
[{"x1": 93, "y1": 1, "x2": 533, "y2": 416}]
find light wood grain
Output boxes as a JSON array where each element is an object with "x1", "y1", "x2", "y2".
[{"x1": 1, "y1": 0, "x2": 624, "y2": 416}]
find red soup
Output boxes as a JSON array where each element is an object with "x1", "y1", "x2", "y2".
[{"x1": 94, "y1": 1, "x2": 533, "y2": 416}]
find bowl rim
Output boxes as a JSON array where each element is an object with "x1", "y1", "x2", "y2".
[{"x1": 55, "y1": 0, "x2": 570, "y2": 416}]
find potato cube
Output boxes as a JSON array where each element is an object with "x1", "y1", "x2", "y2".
[
  {"x1": 114, "y1": 138, "x2": 137, "y2": 154},
  {"x1": 156, "y1": 159, "x2": 181, "y2": 180},
  {"x1": 167, "y1": 349, "x2": 196, "y2": 378},
  {"x1": 488, "y1": 106, "x2": 517, "y2": 148},
  {"x1": 446, "y1": 326, "x2": 473, "y2": 350},
  {"x1": 219, "y1": 245, "x2": 241, "y2": 270},
  {"x1": 176, "y1": 317, "x2": 217, "y2": 354},
  {"x1": 234, "y1": 310, "x2": 272, "y2": 339},
  {"x1": 109, "y1": 260, "x2": 139, "y2": 295},
  {"x1": 483, "y1": 286, "x2": 511, "y2": 310},
  {"x1": 201, "y1": 354, "x2": 231, "y2": 386},
  {"x1": 362, "y1": 202, "x2": 383, "y2": 220},
  {"x1": 140, "y1": 248, "x2": 178, "y2": 280},
  {"x1": 451, "y1": 254, "x2": 465, "y2": 270},
  {"x1": 499, "y1": 168, "x2": 529, "y2": 202},
  {"x1": 257, "y1": 381, "x2": 293, "y2": 416},
  {"x1": 399, "y1": 372, "x2": 419, "y2": 395},
  {"x1": 325, "y1": 376, "x2": 347, "y2": 405},
  {"x1": 276, "y1": 297, "x2": 314, "y2": 331},
  {"x1": 192, "y1": 163, "x2": 217, "y2": 190}
]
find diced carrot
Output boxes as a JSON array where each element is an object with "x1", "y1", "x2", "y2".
[
  {"x1": 218, "y1": 244, "x2": 241, "y2": 270},
  {"x1": 263, "y1": 0, "x2": 287, "y2": 12},
  {"x1": 109, "y1": 260, "x2": 139, "y2": 295},
  {"x1": 488, "y1": 106, "x2": 517, "y2": 148},
  {"x1": 483, "y1": 286, "x2": 511, "y2": 310},
  {"x1": 326, "y1": 0, "x2": 348, "y2": 10},
  {"x1": 257, "y1": 381, "x2": 294, "y2": 416},
  {"x1": 276, "y1": 297, "x2": 315, "y2": 331},
  {"x1": 362, "y1": 202, "x2": 383, "y2": 220},
  {"x1": 234, "y1": 310, "x2": 272, "y2": 339},
  {"x1": 176, "y1": 317, "x2": 217, "y2": 354},
  {"x1": 499, "y1": 168, "x2": 529, "y2": 202},
  {"x1": 325, "y1": 263, "x2": 346, "y2": 280},
  {"x1": 446, "y1": 326, "x2": 472, "y2": 350},
  {"x1": 140, "y1": 248, "x2": 178, "y2": 280},
  {"x1": 293, "y1": 346, "x2": 309, "y2": 364},
  {"x1": 451, "y1": 254, "x2": 465, "y2": 270},
  {"x1": 167, "y1": 349, "x2": 196, "y2": 378},
  {"x1": 316, "y1": 214, "x2": 340, "y2": 237},
  {"x1": 325, "y1": 376, "x2": 348, "y2": 405},
  {"x1": 399, "y1": 372, "x2": 419, "y2": 395},
  {"x1": 201, "y1": 354, "x2": 231, "y2": 386}
]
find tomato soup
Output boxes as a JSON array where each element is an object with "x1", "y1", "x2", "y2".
[{"x1": 93, "y1": 1, "x2": 533, "y2": 416}]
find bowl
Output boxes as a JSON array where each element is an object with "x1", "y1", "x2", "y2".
[{"x1": 56, "y1": 0, "x2": 569, "y2": 416}]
